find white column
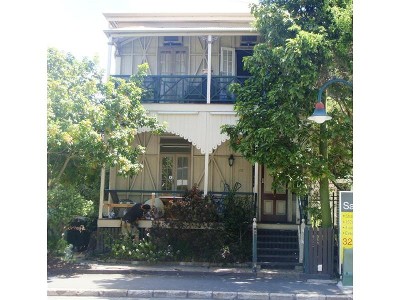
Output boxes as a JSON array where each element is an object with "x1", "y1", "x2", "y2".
[
  {"x1": 207, "y1": 35, "x2": 212, "y2": 104},
  {"x1": 204, "y1": 112, "x2": 209, "y2": 195},
  {"x1": 99, "y1": 37, "x2": 113, "y2": 219},
  {"x1": 204, "y1": 35, "x2": 213, "y2": 192},
  {"x1": 254, "y1": 162, "x2": 259, "y2": 220},
  {"x1": 204, "y1": 152, "x2": 209, "y2": 195},
  {"x1": 253, "y1": 162, "x2": 259, "y2": 194},
  {"x1": 98, "y1": 167, "x2": 106, "y2": 219},
  {"x1": 106, "y1": 37, "x2": 113, "y2": 78}
]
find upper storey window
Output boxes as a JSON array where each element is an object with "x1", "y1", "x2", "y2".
[
  {"x1": 240, "y1": 35, "x2": 258, "y2": 47},
  {"x1": 163, "y1": 36, "x2": 183, "y2": 46}
]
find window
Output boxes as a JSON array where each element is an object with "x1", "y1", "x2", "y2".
[
  {"x1": 240, "y1": 35, "x2": 258, "y2": 46},
  {"x1": 163, "y1": 36, "x2": 183, "y2": 46}
]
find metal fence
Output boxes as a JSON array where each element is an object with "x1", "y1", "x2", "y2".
[
  {"x1": 299, "y1": 192, "x2": 340, "y2": 228},
  {"x1": 113, "y1": 75, "x2": 249, "y2": 103}
]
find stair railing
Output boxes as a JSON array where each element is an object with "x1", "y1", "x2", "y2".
[{"x1": 252, "y1": 218, "x2": 257, "y2": 273}]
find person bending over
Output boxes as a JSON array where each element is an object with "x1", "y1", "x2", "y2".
[{"x1": 121, "y1": 203, "x2": 151, "y2": 238}]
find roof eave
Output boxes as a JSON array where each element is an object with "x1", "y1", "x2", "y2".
[{"x1": 104, "y1": 27, "x2": 258, "y2": 38}]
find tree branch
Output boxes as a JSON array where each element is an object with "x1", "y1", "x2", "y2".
[{"x1": 48, "y1": 154, "x2": 75, "y2": 188}]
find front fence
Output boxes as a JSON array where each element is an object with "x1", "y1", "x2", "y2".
[
  {"x1": 299, "y1": 192, "x2": 340, "y2": 228},
  {"x1": 95, "y1": 227, "x2": 121, "y2": 253},
  {"x1": 303, "y1": 226, "x2": 335, "y2": 275}
]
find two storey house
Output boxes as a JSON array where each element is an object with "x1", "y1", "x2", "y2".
[{"x1": 97, "y1": 12, "x2": 302, "y2": 264}]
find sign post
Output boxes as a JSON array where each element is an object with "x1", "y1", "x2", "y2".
[{"x1": 339, "y1": 191, "x2": 353, "y2": 285}]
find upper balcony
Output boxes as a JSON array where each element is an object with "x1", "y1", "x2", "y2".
[{"x1": 113, "y1": 75, "x2": 249, "y2": 104}]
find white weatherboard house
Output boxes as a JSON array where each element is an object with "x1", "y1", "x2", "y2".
[{"x1": 98, "y1": 11, "x2": 303, "y2": 265}]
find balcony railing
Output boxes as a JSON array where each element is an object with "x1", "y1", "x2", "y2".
[{"x1": 113, "y1": 75, "x2": 250, "y2": 104}]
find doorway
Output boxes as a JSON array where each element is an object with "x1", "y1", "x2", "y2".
[
  {"x1": 260, "y1": 166, "x2": 288, "y2": 223},
  {"x1": 236, "y1": 49, "x2": 253, "y2": 77},
  {"x1": 160, "y1": 154, "x2": 190, "y2": 191},
  {"x1": 159, "y1": 46, "x2": 188, "y2": 100}
]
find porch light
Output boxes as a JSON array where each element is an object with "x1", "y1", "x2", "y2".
[
  {"x1": 308, "y1": 78, "x2": 352, "y2": 124},
  {"x1": 228, "y1": 154, "x2": 235, "y2": 167}
]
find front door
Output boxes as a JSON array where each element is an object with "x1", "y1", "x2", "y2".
[
  {"x1": 260, "y1": 166, "x2": 288, "y2": 223},
  {"x1": 160, "y1": 154, "x2": 190, "y2": 191}
]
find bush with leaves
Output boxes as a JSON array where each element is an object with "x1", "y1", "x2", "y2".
[
  {"x1": 150, "y1": 186, "x2": 223, "y2": 262},
  {"x1": 220, "y1": 187, "x2": 254, "y2": 262},
  {"x1": 47, "y1": 184, "x2": 94, "y2": 254},
  {"x1": 151, "y1": 185, "x2": 254, "y2": 263},
  {"x1": 110, "y1": 232, "x2": 174, "y2": 262}
]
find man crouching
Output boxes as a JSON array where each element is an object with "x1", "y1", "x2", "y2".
[{"x1": 121, "y1": 203, "x2": 151, "y2": 241}]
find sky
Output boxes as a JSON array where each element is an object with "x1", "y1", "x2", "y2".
[{"x1": 47, "y1": 0, "x2": 258, "y2": 70}]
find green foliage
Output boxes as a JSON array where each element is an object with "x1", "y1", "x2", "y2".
[
  {"x1": 47, "y1": 48, "x2": 165, "y2": 254},
  {"x1": 222, "y1": 0, "x2": 353, "y2": 227},
  {"x1": 105, "y1": 186, "x2": 253, "y2": 263},
  {"x1": 206, "y1": 184, "x2": 253, "y2": 262},
  {"x1": 151, "y1": 186, "x2": 223, "y2": 262},
  {"x1": 150, "y1": 185, "x2": 253, "y2": 263},
  {"x1": 47, "y1": 235, "x2": 70, "y2": 257},
  {"x1": 47, "y1": 184, "x2": 94, "y2": 254},
  {"x1": 47, "y1": 48, "x2": 164, "y2": 189},
  {"x1": 221, "y1": 187, "x2": 254, "y2": 262},
  {"x1": 306, "y1": 201, "x2": 323, "y2": 227},
  {"x1": 164, "y1": 186, "x2": 219, "y2": 224},
  {"x1": 110, "y1": 233, "x2": 174, "y2": 262}
]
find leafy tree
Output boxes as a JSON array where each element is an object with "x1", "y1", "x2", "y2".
[
  {"x1": 222, "y1": 0, "x2": 352, "y2": 227},
  {"x1": 47, "y1": 48, "x2": 164, "y2": 250},
  {"x1": 47, "y1": 48, "x2": 164, "y2": 189}
]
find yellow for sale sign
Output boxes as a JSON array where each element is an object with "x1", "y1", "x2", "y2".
[{"x1": 339, "y1": 191, "x2": 353, "y2": 274}]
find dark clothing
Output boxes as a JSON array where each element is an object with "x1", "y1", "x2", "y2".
[{"x1": 122, "y1": 203, "x2": 148, "y2": 223}]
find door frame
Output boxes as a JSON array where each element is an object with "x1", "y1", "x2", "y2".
[
  {"x1": 159, "y1": 153, "x2": 191, "y2": 191},
  {"x1": 260, "y1": 166, "x2": 288, "y2": 223},
  {"x1": 220, "y1": 47, "x2": 235, "y2": 76}
]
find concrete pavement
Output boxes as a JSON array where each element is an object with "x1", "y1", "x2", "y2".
[{"x1": 47, "y1": 261, "x2": 353, "y2": 299}]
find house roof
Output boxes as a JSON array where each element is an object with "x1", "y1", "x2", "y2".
[
  {"x1": 104, "y1": 26, "x2": 257, "y2": 38},
  {"x1": 103, "y1": 12, "x2": 256, "y2": 38}
]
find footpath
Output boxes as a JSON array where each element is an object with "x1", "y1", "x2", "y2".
[{"x1": 47, "y1": 260, "x2": 353, "y2": 299}]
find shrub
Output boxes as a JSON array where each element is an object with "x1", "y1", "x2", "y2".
[
  {"x1": 64, "y1": 216, "x2": 97, "y2": 252},
  {"x1": 151, "y1": 185, "x2": 253, "y2": 263},
  {"x1": 110, "y1": 231, "x2": 174, "y2": 262},
  {"x1": 107, "y1": 185, "x2": 254, "y2": 264},
  {"x1": 47, "y1": 184, "x2": 94, "y2": 254}
]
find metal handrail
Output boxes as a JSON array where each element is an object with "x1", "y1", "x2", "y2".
[{"x1": 112, "y1": 75, "x2": 250, "y2": 103}]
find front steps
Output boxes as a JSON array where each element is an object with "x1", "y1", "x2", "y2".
[{"x1": 257, "y1": 228, "x2": 301, "y2": 269}]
